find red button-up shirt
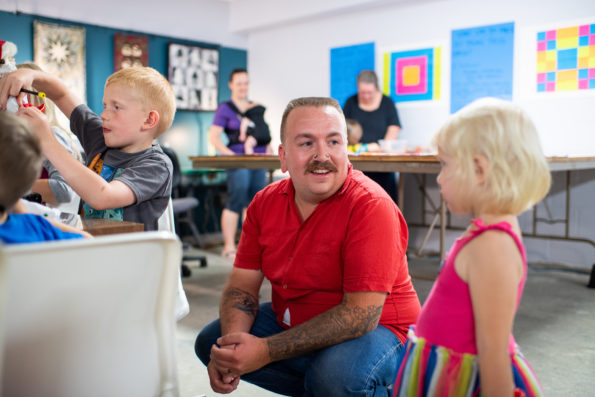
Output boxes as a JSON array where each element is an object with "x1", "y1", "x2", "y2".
[{"x1": 235, "y1": 165, "x2": 420, "y2": 342}]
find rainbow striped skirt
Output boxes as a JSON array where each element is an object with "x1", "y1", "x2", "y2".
[{"x1": 392, "y1": 327, "x2": 544, "y2": 397}]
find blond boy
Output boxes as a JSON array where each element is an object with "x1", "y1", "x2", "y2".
[{"x1": 0, "y1": 67, "x2": 176, "y2": 230}]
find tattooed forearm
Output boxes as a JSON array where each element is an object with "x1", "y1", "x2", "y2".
[
  {"x1": 266, "y1": 302, "x2": 383, "y2": 362},
  {"x1": 222, "y1": 287, "x2": 259, "y2": 317}
]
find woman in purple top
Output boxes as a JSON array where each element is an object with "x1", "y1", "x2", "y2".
[{"x1": 208, "y1": 69, "x2": 269, "y2": 259}]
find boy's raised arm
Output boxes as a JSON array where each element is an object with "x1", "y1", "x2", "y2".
[
  {"x1": 18, "y1": 106, "x2": 136, "y2": 211},
  {"x1": 0, "y1": 69, "x2": 82, "y2": 119}
]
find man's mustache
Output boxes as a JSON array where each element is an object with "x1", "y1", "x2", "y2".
[{"x1": 305, "y1": 160, "x2": 338, "y2": 174}]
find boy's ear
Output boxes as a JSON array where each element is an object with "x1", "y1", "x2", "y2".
[
  {"x1": 141, "y1": 110, "x2": 160, "y2": 131},
  {"x1": 473, "y1": 154, "x2": 489, "y2": 185}
]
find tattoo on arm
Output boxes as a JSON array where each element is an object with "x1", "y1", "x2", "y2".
[
  {"x1": 223, "y1": 287, "x2": 259, "y2": 317},
  {"x1": 267, "y1": 302, "x2": 383, "y2": 362}
]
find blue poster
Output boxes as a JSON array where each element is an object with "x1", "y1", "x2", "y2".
[
  {"x1": 330, "y1": 42, "x2": 375, "y2": 108},
  {"x1": 450, "y1": 22, "x2": 514, "y2": 113}
]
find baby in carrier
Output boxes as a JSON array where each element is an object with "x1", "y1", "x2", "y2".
[{"x1": 228, "y1": 101, "x2": 272, "y2": 154}]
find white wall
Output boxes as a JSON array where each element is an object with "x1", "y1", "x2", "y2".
[
  {"x1": 243, "y1": 0, "x2": 595, "y2": 269},
  {"x1": 0, "y1": 0, "x2": 248, "y2": 48},
  {"x1": 245, "y1": 0, "x2": 595, "y2": 155}
]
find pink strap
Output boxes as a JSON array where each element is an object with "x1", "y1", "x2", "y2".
[{"x1": 469, "y1": 218, "x2": 525, "y2": 259}]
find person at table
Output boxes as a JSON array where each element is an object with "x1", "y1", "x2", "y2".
[
  {"x1": 343, "y1": 69, "x2": 401, "y2": 203},
  {"x1": 207, "y1": 68, "x2": 271, "y2": 259},
  {"x1": 17, "y1": 62, "x2": 86, "y2": 214},
  {"x1": 0, "y1": 66, "x2": 176, "y2": 231},
  {"x1": 195, "y1": 97, "x2": 421, "y2": 396},
  {"x1": 0, "y1": 111, "x2": 87, "y2": 243},
  {"x1": 346, "y1": 118, "x2": 380, "y2": 154}
]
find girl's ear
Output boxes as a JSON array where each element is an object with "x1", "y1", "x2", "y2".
[
  {"x1": 473, "y1": 154, "x2": 490, "y2": 185},
  {"x1": 142, "y1": 110, "x2": 160, "y2": 131}
]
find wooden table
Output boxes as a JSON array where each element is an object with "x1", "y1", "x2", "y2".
[
  {"x1": 82, "y1": 218, "x2": 144, "y2": 236},
  {"x1": 189, "y1": 154, "x2": 595, "y2": 259},
  {"x1": 190, "y1": 154, "x2": 595, "y2": 173},
  {"x1": 190, "y1": 154, "x2": 440, "y2": 172}
]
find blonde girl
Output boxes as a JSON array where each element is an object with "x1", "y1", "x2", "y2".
[{"x1": 393, "y1": 98, "x2": 551, "y2": 397}]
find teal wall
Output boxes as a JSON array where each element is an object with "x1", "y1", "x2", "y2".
[{"x1": 0, "y1": 10, "x2": 247, "y2": 169}]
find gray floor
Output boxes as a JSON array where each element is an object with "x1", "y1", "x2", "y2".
[{"x1": 176, "y1": 245, "x2": 595, "y2": 396}]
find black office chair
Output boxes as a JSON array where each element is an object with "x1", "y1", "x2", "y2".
[{"x1": 161, "y1": 146, "x2": 207, "y2": 275}]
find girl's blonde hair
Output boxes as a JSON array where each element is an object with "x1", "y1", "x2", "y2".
[{"x1": 433, "y1": 98, "x2": 551, "y2": 215}]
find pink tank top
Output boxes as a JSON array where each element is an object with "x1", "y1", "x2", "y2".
[{"x1": 414, "y1": 219, "x2": 527, "y2": 354}]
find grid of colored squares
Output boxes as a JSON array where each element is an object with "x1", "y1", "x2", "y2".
[
  {"x1": 383, "y1": 47, "x2": 441, "y2": 102},
  {"x1": 536, "y1": 23, "x2": 595, "y2": 92}
]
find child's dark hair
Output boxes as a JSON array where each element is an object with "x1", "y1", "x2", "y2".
[
  {"x1": 0, "y1": 112, "x2": 42, "y2": 213},
  {"x1": 229, "y1": 68, "x2": 247, "y2": 82}
]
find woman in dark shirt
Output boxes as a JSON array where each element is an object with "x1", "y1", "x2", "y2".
[{"x1": 343, "y1": 70, "x2": 401, "y2": 203}]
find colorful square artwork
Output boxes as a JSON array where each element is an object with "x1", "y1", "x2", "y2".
[
  {"x1": 383, "y1": 47, "x2": 441, "y2": 102},
  {"x1": 536, "y1": 23, "x2": 595, "y2": 92}
]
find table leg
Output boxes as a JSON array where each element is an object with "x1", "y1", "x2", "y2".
[
  {"x1": 417, "y1": 212, "x2": 440, "y2": 257},
  {"x1": 398, "y1": 173, "x2": 405, "y2": 213}
]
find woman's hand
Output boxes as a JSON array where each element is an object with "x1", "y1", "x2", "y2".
[{"x1": 0, "y1": 69, "x2": 37, "y2": 109}]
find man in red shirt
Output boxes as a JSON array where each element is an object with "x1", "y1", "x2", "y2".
[{"x1": 195, "y1": 97, "x2": 420, "y2": 396}]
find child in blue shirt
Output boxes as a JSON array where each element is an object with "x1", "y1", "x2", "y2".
[{"x1": 0, "y1": 112, "x2": 85, "y2": 244}]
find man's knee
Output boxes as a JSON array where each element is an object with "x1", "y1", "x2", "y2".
[
  {"x1": 195, "y1": 320, "x2": 222, "y2": 366},
  {"x1": 304, "y1": 329, "x2": 400, "y2": 396},
  {"x1": 306, "y1": 354, "x2": 368, "y2": 396},
  {"x1": 306, "y1": 360, "x2": 393, "y2": 397}
]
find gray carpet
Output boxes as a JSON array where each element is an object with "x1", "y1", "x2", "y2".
[{"x1": 175, "y1": 247, "x2": 595, "y2": 396}]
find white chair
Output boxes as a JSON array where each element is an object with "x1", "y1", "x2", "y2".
[
  {"x1": 0, "y1": 231, "x2": 181, "y2": 397},
  {"x1": 159, "y1": 199, "x2": 190, "y2": 320},
  {"x1": 0, "y1": 259, "x2": 5, "y2": 390}
]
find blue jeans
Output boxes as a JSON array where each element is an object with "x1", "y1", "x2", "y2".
[
  {"x1": 195, "y1": 303, "x2": 402, "y2": 397},
  {"x1": 225, "y1": 168, "x2": 266, "y2": 214}
]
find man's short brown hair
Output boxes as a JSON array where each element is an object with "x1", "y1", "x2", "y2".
[
  {"x1": 280, "y1": 97, "x2": 345, "y2": 143},
  {"x1": 0, "y1": 112, "x2": 42, "y2": 213}
]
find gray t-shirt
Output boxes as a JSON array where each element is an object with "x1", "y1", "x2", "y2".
[{"x1": 70, "y1": 104, "x2": 172, "y2": 231}]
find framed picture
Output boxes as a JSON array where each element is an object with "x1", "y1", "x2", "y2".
[
  {"x1": 168, "y1": 43, "x2": 219, "y2": 111},
  {"x1": 114, "y1": 33, "x2": 148, "y2": 71},
  {"x1": 33, "y1": 20, "x2": 86, "y2": 103}
]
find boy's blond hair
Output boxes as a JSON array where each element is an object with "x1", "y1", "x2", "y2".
[
  {"x1": 0, "y1": 112, "x2": 42, "y2": 213},
  {"x1": 105, "y1": 67, "x2": 176, "y2": 136},
  {"x1": 433, "y1": 98, "x2": 551, "y2": 215},
  {"x1": 346, "y1": 119, "x2": 363, "y2": 145}
]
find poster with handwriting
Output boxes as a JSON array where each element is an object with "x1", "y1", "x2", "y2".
[{"x1": 450, "y1": 22, "x2": 514, "y2": 113}]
